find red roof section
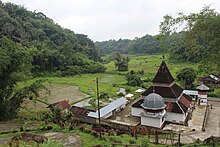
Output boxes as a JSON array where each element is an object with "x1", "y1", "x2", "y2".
[
  {"x1": 179, "y1": 94, "x2": 192, "y2": 108},
  {"x1": 165, "y1": 102, "x2": 183, "y2": 113},
  {"x1": 165, "y1": 102, "x2": 173, "y2": 112},
  {"x1": 152, "y1": 61, "x2": 175, "y2": 84},
  {"x1": 70, "y1": 106, "x2": 95, "y2": 116},
  {"x1": 49, "y1": 100, "x2": 70, "y2": 111}
]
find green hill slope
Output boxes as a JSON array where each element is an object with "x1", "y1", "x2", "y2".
[{"x1": 0, "y1": 1, "x2": 105, "y2": 75}]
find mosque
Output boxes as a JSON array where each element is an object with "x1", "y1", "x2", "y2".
[{"x1": 131, "y1": 60, "x2": 192, "y2": 129}]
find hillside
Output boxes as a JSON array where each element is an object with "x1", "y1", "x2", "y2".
[
  {"x1": 95, "y1": 34, "x2": 162, "y2": 55},
  {"x1": 0, "y1": 1, "x2": 105, "y2": 75}
]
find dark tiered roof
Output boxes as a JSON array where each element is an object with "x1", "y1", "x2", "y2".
[
  {"x1": 132, "y1": 60, "x2": 192, "y2": 115},
  {"x1": 152, "y1": 61, "x2": 175, "y2": 84},
  {"x1": 132, "y1": 99, "x2": 143, "y2": 108},
  {"x1": 141, "y1": 84, "x2": 183, "y2": 99}
]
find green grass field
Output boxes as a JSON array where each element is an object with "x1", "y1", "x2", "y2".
[
  {"x1": 43, "y1": 54, "x2": 199, "y2": 99},
  {"x1": 46, "y1": 73, "x2": 126, "y2": 98},
  {"x1": 28, "y1": 54, "x2": 201, "y2": 106},
  {"x1": 104, "y1": 54, "x2": 198, "y2": 76}
]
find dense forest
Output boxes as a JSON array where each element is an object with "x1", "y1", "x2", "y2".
[
  {"x1": 0, "y1": 1, "x2": 105, "y2": 76},
  {"x1": 159, "y1": 6, "x2": 220, "y2": 73},
  {"x1": 95, "y1": 34, "x2": 162, "y2": 55}
]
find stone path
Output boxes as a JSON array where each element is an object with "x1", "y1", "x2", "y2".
[{"x1": 180, "y1": 101, "x2": 220, "y2": 144}]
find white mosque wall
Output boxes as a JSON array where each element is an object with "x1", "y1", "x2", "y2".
[
  {"x1": 131, "y1": 107, "x2": 143, "y2": 117},
  {"x1": 200, "y1": 98, "x2": 207, "y2": 105},
  {"x1": 166, "y1": 112, "x2": 186, "y2": 124},
  {"x1": 141, "y1": 116, "x2": 164, "y2": 128},
  {"x1": 198, "y1": 94, "x2": 207, "y2": 99}
]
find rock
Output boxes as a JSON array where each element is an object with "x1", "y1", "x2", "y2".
[
  {"x1": 10, "y1": 133, "x2": 47, "y2": 145},
  {"x1": 43, "y1": 132, "x2": 81, "y2": 147}
]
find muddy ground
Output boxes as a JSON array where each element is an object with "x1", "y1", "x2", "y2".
[{"x1": 21, "y1": 83, "x2": 88, "y2": 111}]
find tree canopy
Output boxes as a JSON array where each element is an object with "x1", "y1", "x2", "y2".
[
  {"x1": 0, "y1": 1, "x2": 105, "y2": 75},
  {"x1": 111, "y1": 52, "x2": 130, "y2": 71},
  {"x1": 0, "y1": 37, "x2": 46, "y2": 120},
  {"x1": 95, "y1": 34, "x2": 162, "y2": 55},
  {"x1": 0, "y1": 1, "x2": 106, "y2": 119},
  {"x1": 159, "y1": 6, "x2": 220, "y2": 73},
  {"x1": 126, "y1": 70, "x2": 143, "y2": 87},
  {"x1": 176, "y1": 67, "x2": 197, "y2": 89}
]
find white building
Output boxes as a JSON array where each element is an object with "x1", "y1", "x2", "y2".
[
  {"x1": 138, "y1": 93, "x2": 166, "y2": 128},
  {"x1": 183, "y1": 84, "x2": 210, "y2": 105},
  {"x1": 88, "y1": 97, "x2": 128, "y2": 119},
  {"x1": 196, "y1": 84, "x2": 210, "y2": 105},
  {"x1": 183, "y1": 90, "x2": 198, "y2": 100},
  {"x1": 125, "y1": 93, "x2": 134, "y2": 99}
]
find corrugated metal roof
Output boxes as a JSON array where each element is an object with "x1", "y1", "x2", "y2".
[
  {"x1": 196, "y1": 84, "x2": 209, "y2": 91},
  {"x1": 183, "y1": 90, "x2": 198, "y2": 95},
  {"x1": 88, "y1": 97, "x2": 128, "y2": 118}
]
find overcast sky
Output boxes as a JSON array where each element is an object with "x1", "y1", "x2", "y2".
[{"x1": 2, "y1": 0, "x2": 220, "y2": 41}]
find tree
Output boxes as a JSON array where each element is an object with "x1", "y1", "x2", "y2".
[
  {"x1": 159, "y1": 6, "x2": 220, "y2": 73},
  {"x1": 176, "y1": 68, "x2": 197, "y2": 89},
  {"x1": 0, "y1": 37, "x2": 46, "y2": 120},
  {"x1": 111, "y1": 52, "x2": 130, "y2": 71},
  {"x1": 126, "y1": 70, "x2": 143, "y2": 86}
]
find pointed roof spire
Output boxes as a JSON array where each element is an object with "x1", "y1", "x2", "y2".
[{"x1": 152, "y1": 61, "x2": 175, "y2": 84}]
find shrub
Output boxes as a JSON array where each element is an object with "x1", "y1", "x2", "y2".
[
  {"x1": 107, "y1": 130, "x2": 115, "y2": 136},
  {"x1": 79, "y1": 126, "x2": 85, "y2": 132},
  {"x1": 91, "y1": 130, "x2": 99, "y2": 138},
  {"x1": 61, "y1": 61, "x2": 106, "y2": 76},
  {"x1": 129, "y1": 139, "x2": 136, "y2": 144},
  {"x1": 84, "y1": 128, "x2": 92, "y2": 133},
  {"x1": 126, "y1": 71, "x2": 143, "y2": 86}
]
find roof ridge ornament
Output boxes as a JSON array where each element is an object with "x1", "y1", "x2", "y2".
[{"x1": 153, "y1": 86, "x2": 155, "y2": 93}]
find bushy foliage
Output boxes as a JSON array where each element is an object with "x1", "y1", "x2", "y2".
[
  {"x1": 176, "y1": 68, "x2": 197, "y2": 89},
  {"x1": 111, "y1": 52, "x2": 130, "y2": 71},
  {"x1": 126, "y1": 70, "x2": 143, "y2": 86}
]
